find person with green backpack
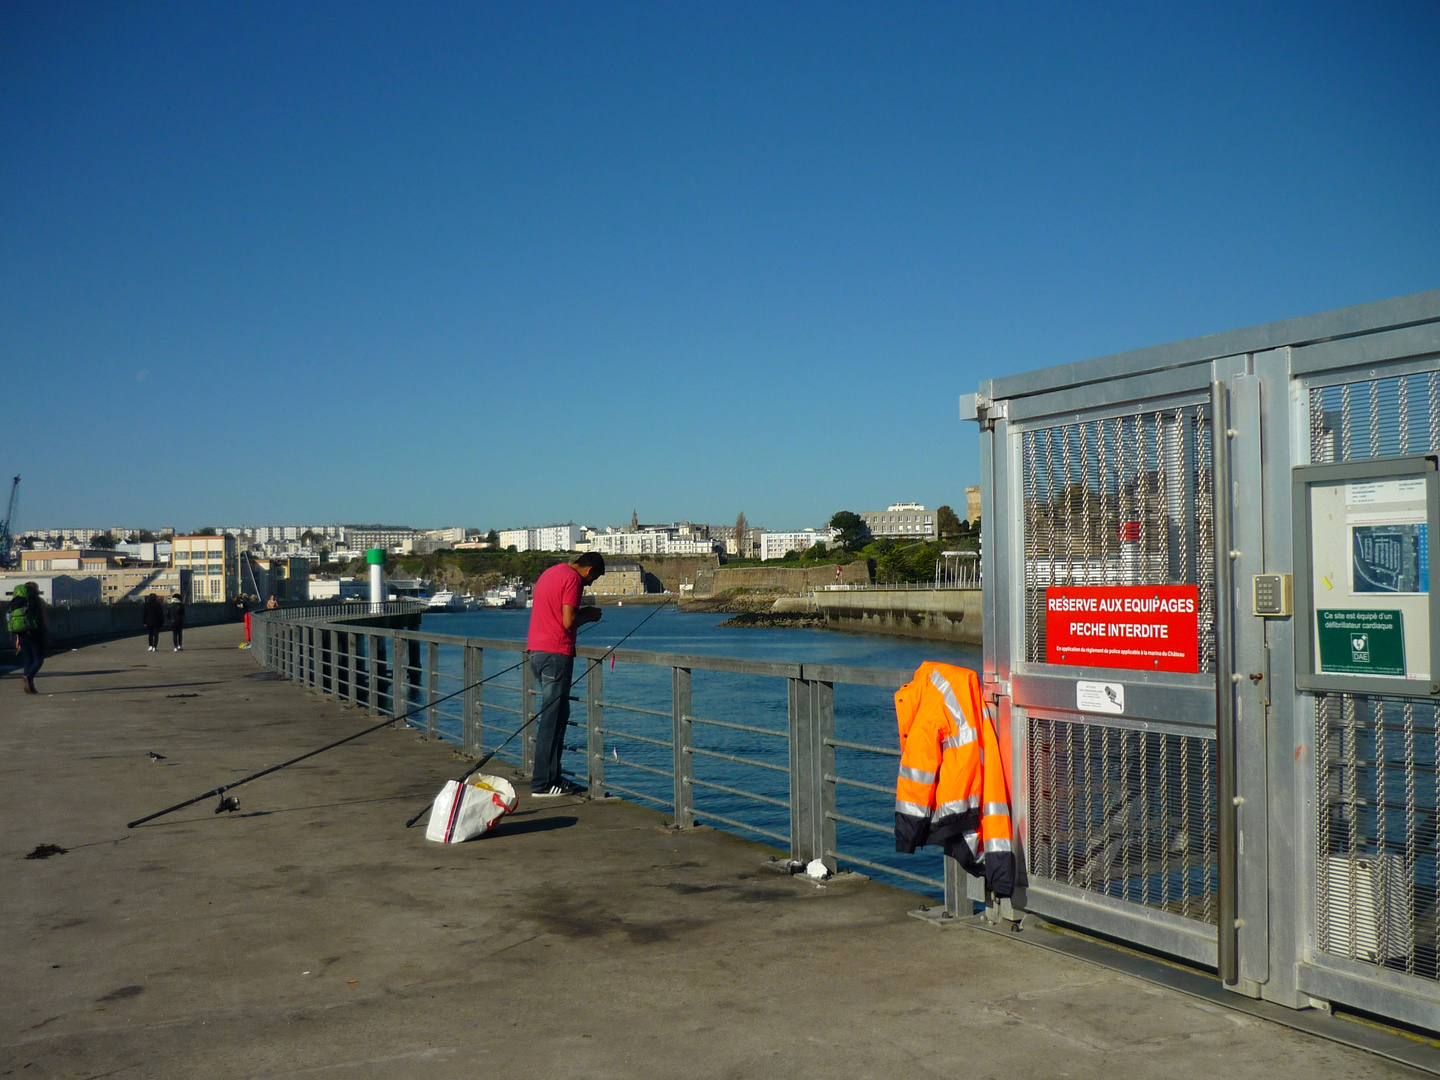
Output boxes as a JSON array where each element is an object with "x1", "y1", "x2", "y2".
[{"x1": 8, "y1": 581, "x2": 49, "y2": 695}]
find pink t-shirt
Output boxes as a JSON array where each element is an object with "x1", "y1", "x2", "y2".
[{"x1": 527, "y1": 563, "x2": 583, "y2": 655}]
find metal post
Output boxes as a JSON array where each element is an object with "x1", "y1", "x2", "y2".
[
  {"x1": 788, "y1": 677, "x2": 816, "y2": 864},
  {"x1": 1212, "y1": 379, "x2": 1240, "y2": 987},
  {"x1": 425, "y1": 640, "x2": 439, "y2": 739},
  {"x1": 368, "y1": 634, "x2": 383, "y2": 717},
  {"x1": 463, "y1": 645, "x2": 480, "y2": 756},
  {"x1": 587, "y1": 659, "x2": 604, "y2": 798},
  {"x1": 521, "y1": 653, "x2": 536, "y2": 775},
  {"x1": 672, "y1": 667, "x2": 693, "y2": 828},
  {"x1": 347, "y1": 631, "x2": 358, "y2": 706},
  {"x1": 306, "y1": 626, "x2": 317, "y2": 690},
  {"x1": 320, "y1": 629, "x2": 331, "y2": 695},
  {"x1": 815, "y1": 679, "x2": 836, "y2": 873}
]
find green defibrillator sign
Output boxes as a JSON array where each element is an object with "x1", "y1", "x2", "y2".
[{"x1": 1317, "y1": 609, "x2": 1407, "y2": 676}]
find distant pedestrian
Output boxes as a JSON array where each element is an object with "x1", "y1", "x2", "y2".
[
  {"x1": 142, "y1": 593, "x2": 165, "y2": 652},
  {"x1": 266, "y1": 595, "x2": 279, "y2": 611},
  {"x1": 8, "y1": 581, "x2": 49, "y2": 695},
  {"x1": 166, "y1": 593, "x2": 186, "y2": 651},
  {"x1": 525, "y1": 553, "x2": 605, "y2": 797}
]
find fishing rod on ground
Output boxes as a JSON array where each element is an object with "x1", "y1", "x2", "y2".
[
  {"x1": 126, "y1": 648, "x2": 536, "y2": 828},
  {"x1": 404, "y1": 595, "x2": 675, "y2": 828}
]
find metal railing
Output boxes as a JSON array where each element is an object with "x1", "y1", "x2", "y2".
[{"x1": 249, "y1": 609, "x2": 939, "y2": 893}]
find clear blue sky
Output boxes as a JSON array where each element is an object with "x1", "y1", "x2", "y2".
[{"x1": 4, "y1": 2, "x2": 1437, "y2": 534}]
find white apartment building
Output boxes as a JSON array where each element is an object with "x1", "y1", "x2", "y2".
[
  {"x1": 759, "y1": 529, "x2": 837, "y2": 561},
  {"x1": 589, "y1": 527, "x2": 721, "y2": 557},
  {"x1": 344, "y1": 527, "x2": 417, "y2": 552},
  {"x1": 861, "y1": 502, "x2": 935, "y2": 540},
  {"x1": 497, "y1": 524, "x2": 585, "y2": 552},
  {"x1": 172, "y1": 533, "x2": 240, "y2": 602}
]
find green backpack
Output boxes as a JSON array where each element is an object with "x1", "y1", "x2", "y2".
[{"x1": 7, "y1": 584, "x2": 37, "y2": 635}]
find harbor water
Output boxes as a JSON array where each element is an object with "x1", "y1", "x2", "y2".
[{"x1": 415, "y1": 606, "x2": 983, "y2": 897}]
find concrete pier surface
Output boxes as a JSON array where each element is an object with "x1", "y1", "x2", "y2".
[{"x1": 1, "y1": 626, "x2": 1426, "y2": 1079}]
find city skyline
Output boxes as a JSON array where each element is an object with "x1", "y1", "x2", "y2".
[{"x1": 5, "y1": 4, "x2": 1437, "y2": 529}]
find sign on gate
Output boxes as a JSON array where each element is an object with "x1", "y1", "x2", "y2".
[{"x1": 1045, "y1": 585, "x2": 1200, "y2": 673}]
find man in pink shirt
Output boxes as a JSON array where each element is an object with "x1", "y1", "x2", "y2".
[{"x1": 526, "y1": 552, "x2": 605, "y2": 796}]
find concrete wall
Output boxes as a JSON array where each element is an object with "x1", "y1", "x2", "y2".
[
  {"x1": 2, "y1": 601, "x2": 244, "y2": 662},
  {"x1": 812, "y1": 587, "x2": 982, "y2": 644},
  {"x1": 693, "y1": 561, "x2": 871, "y2": 597}
]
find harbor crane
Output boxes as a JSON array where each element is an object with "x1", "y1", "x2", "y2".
[{"x1": 0, "y1": 475, "x2": 18, "y2": 570}]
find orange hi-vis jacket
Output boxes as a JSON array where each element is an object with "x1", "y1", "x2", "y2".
[{"x1": 893, "y1": 662, "x2": 1015, "y2": 898}]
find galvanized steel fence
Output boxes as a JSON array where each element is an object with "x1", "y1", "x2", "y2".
[{"x1": 249, "y1": 609, "x2": 939, "y2": 893}]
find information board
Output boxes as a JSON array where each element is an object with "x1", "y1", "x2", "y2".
[
  {"x1": 1045, "y1": 585, "x2": 1200, "y2": 673},
  {"x1": 1306, "y1": 470, "x2": 1432, "y2": 683},
  {"x1": 1316, "y1": 609, "x2": 1407, "y2": 676}
]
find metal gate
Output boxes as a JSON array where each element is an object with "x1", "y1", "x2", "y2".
[{"x1": 967, "y1": 289, "x2": 1440, "y2": 1028}]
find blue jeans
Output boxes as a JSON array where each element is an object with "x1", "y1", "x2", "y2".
[
  {"x1": 530, "y1": 651, "x2": 575, "y2": 793},
  {"x1": 17, "y1": 634, "x2": 43, "y2": 683}
]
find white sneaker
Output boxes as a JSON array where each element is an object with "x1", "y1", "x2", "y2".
[{"x1": 173, "y1": 647, "x2": 179, "y2": 652}]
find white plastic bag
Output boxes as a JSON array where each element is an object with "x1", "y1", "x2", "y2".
[{"x1": 425, "y1": 774, "x2": 518, "y2": 844}]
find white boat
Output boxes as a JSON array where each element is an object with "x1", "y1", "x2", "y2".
[
  {"x1": 483, "y1": 579, "x2": 531, "y2": 609},
  {"x1": 426, "y1": 590, "x2": 467, "y2": 612}
]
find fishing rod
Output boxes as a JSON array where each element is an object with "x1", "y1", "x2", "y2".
[
  {"x1": 126, "y1": 651, "x2": 533, "y2": 828},
  {"x1": 404, "y1": 595, "x2": 674, "y2": 828}
]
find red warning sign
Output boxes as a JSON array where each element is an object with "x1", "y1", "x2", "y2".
[{"x1": 1045, "y1": 585, "x2": 1200, "y2": 673}]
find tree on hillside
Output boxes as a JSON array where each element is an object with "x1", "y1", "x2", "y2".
[
  {"x1": 733, "y1": 511, "x2": 748, "y2": 558},
  {"x1": 91, "y1": 532, "x2": 116, "y2": 549},
  {"x1": 485, "y1": 529, "x2": 499, "y2": 547},
  {"x1": 936, "y1": 505, "x2": 961, "y2": 539},
  {"x1": 197, "y1": 526, "x2": 217, "y2": 536},
  {"x1": 300, "y1": 529, "x2": 319, "y2": 546},
  {"x1": 829, "y1": 510, "x2": 868, "y2": 552}
]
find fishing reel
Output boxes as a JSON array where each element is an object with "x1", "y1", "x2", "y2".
[{"x1": 214, "y1": 795, "x2": 241, "y2": 814}]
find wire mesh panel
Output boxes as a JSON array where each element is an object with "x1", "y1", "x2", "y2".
[
  {"x1": 1021, "y1": 404, "x2": 1216, "y2": 671},
  {"x1": 1028, "y1": 715, "x2": 1218, "y2": 924},
  {"x1": 1309, "y1": 368, "x2": 1440, "y2": 982},
  {"x1": 1309, "y1": 371, "x2": 1440, "y2": 464},
  {"x1": 1315, "y1": 693, "x2": 1440, "y2": 980}
]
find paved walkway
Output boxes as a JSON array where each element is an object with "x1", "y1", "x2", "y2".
[{"x1": 1, "y1": 625, "x2": 1426, "y2": 1079}]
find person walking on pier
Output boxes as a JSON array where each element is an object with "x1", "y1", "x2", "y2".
[
  {"x1": 526, "y1": 553, "x2": 605, "y2": 797},
  {"x1": 142, "y1": 593, "x2": 165, "y2": 652},
  {"x1": 9, "y1": 582, "x2": 48, "y2": 695},
  {"x1": 166, "y1": 592, "x2": 186, "y2": 652}
]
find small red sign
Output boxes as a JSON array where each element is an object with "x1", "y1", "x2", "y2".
[{"x1": 1045, "y1": 585, "x2": 1200, "y2": 673}]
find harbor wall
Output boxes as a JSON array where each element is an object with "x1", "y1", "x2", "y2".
[
  {"x1": 693, "y1": 562, "x2": 871, "y2": 598},
  {"x1": 812, "y1": 588, "x2": 983, "y2": 644}
]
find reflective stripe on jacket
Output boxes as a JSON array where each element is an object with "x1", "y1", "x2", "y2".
[{"x1": 893, "y1": 662, "x2": 1015, "y2": 899}]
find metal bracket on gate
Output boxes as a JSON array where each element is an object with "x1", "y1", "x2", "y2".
[{"x1": 960, "y1": 393, "x2": 1008, "y2": 430}]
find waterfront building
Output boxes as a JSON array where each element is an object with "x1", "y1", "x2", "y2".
[
  {"x1": 343, "y1": 526, "x2": 417, "y2": 552},
  {"x1": 20, "y1": 549, "x2": 120, "y2": 572},
  {"x1": 759, "y1": 529, "x2": 835, "y2": 561},
  {"x1": 306, "y1": 577, "x2": 368, "y2": 601},
  {"x1": 587, "y1": 560, "x2": 644, "y2": 596},
  {"x1": 497, "y1": 524, "x2": 585, "y2": 552},
  {"x1": 171, "y1": 534, "x2": 240, "y2": 602},
  {"x1": 0, "y1": 572, "x2": 101, "y2": 605},
  {"x1": 591, "y1": 526, "x2": 721, "y2": 557},
  {"x1": 242, "y1": 555, "x2": 310, "y2": 602},
  {"x1": 860, "y1": 502, "x2": 935, "y2": 540}
]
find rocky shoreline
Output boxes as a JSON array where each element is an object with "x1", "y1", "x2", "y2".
[{"x1": 716, "y1": 610, "x2": 828, "y2": 629}]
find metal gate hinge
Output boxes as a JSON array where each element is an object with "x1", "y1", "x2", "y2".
[{"x1": 967, "y1": 395, "x2": 1008, "y2": 430}]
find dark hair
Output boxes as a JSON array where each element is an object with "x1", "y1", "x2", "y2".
[{"x1": 574, "y1": 552, "x2": 605, "y2": 575}]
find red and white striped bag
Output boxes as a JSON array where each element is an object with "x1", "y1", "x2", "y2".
[{"x1": 424, "y1": 774, "x2": 517, "y2": 844}]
